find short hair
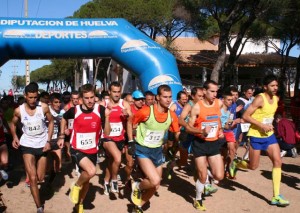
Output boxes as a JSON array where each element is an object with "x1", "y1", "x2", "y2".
[
  {"x1": 121, "y1": 93, "x2": 130, "y2": 99},
  {"x1": 157, "y1": 85, "x2": 171, "y2": 96},
  {"x1": 24, "y1": 82, "x2": 39, "y2": 94},
  {"x1": 176, "y1": 91, "x2": 187, "y2": 100},
  {"x1": 222, "y1": 91, "x2": 233, "y2": 99},
  {"x1": 71, "y1": 90, "x2": 79, "y2": 96},
  {"x1": 144, "y1": 91, "x2": 155, "y2": 96},
  {"x1": 274, "y1": 113, "x2": 283, "y2": 120},
  {"x1": 40, "y1": 91, "x2": 49, "y2": 98},
  {"x1": 101, "y1": 91, "x2": 109, "y2": 99},
  {"x1": 191, "y1": 87, "x2": 203, "y2": 96},
  {"x1": 203, "y1": 80, "x2": 218, "y2": 90},
  {"x1": 50, "y1": 93, "x2": 62, "y2": 102},
  {"x1": 242, "y1": 85, "x2": 253, "y2": 93},
  {"x1": 80, "y1": 84, "x2": 95, "y2": 96},
  {"x1": 109, "y1": 81, "x2": 121, "y2": 91},
  {"x1": 229, "y1": 86, "x2": 238, "y2": 93},
  {"x1": 263, "y1": 74, "x2": 278, "y2": 86},
  {"x1": 62, "y1": 91, "x2": 71, "y2": 96}
]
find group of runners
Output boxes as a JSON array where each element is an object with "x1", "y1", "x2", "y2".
[{"x1": 0, "y1": 74, "x2": 290, "y2": 213}]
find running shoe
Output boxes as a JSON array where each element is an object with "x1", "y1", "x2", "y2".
[
  {"x1": 204, "y1": 184, "x2": 218, "y2": 196},
  {"x1": 291, "y1": 148, "x2": 298, "y2": 158},
  {"x1": 25, "y1": 177, "x2": 31, "y2": 188},
  {"x1": 110, "y1": 180, "x2": 119, "y2": 193},
  {"x1": 69, "y1": 182, "x2": 81, "y2": 204},
  {"x1": 237, "y1": 160, "x2": 248, "y2": 170},
  {"x1": 131, "y1": 182, "x2": 142, "y2": 206},
  {"x1": 134, "y1": 205, "x2": 143, "y2": 213},
  {"x1": 104, "y1": 182, "x2": 110, "y2": 195},
  {"x1": 37, "y1": 205, "x2": 44, "y2": 213},
  {"x1": 77, "y1": 203, "x2": 84, "y2": 213},
  {"x1": 229, "y1": 159, "x2": 238, "y2": 178},
  {"x1": 280, "y1": 150, "x2": 287, "y2": 158},
  {"x1": 0, "y1": 170, "x2": 8, "y2": 181},
  {"x1": 271, "y1": 194, "x2": 289, "y2": 207},
  {"x1": 193, "y1": 199, "x2": 206, "y2": 211}
]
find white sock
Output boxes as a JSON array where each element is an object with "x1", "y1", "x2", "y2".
[
  {"x1": 205, "y1": 174, "x2": 210, "y2": 185},
  {"x1": 207, "y1": 169, "x2": 213, "y2": 178},
  {"x1": 195, "y1": 179, "x2": 205, "y2": 200}
]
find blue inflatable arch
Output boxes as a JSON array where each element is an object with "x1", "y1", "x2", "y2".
[{"x1": 0, "y1": 18, "x2": 182, "y2": 99}]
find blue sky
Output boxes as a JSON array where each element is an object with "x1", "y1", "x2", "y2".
[{"x1": 0, "y1": 0, "x2": 90, "y2": 92}]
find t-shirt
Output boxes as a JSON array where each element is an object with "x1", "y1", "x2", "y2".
[{"x1": 133, "y1": 104, "x2": 180, "y2": 133}]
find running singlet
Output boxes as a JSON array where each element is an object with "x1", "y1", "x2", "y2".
[
  {"x1": 70, "y1": 104, "x2": 103, "y2": 154},
  {"x1": 136, "y1": 105, "x2": 172, "y2": 148},
  {"x1": 194, "y1": 99, "x2": 221, "y2": 141},
  {"x1": 47, "y1": 107, "x2": 62, "y2": 141},
  {"x1": 247, "y1": 93, "x2": 278, "y2": 138},
  {"x1": 20, "y1": 103, "x2": 47, "y2": 148},
  {"x1": 174, "y1": 101, "x2": 183, "y2": 117},
  {"x1": 0, "y1": 113, "x2": 5, "y2": 143},
  {"x1": 103, "y1": 99, "x2": 126, "y2": 142}
]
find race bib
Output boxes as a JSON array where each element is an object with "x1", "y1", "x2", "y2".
[
  {"x1": 241, "y1": 123, "x2": 251, "y2": 133},
  {"x1": 109, "y1": 122, "x2": 123, "y2": 137},
  {"x1": 52, "y1": 126, "x2": 58, "y2": 140},
  {"x1": 68, "y1": 119, "x2": 74, "y2": 129},
  {"x1": 26, "y1": 120, "x2": 43, "y2": 136},
  {"x1": 76, "y1": 132, "x2": 96, "y2": 150},
  {"x1": 144, "y1": 130, "x2": 165, "y2": 146},
  {"x1": 262, "y1": 117, "x2": 274, "y2": 125},
  {"x1": 201, "y1": 122, "x2": 218, "y2": 138}
]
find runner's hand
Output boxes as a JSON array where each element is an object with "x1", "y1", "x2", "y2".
[
  {"x1": 43, "y1": 142, "x2": 51, "y2": 152},
  {"x1": 127, "y1": 140, "x2": 136, "y2": 156},
  {"x1": 260, "y1": 123, "x2": 273, "y2": 133},
  {"x1": 12, "y1": 137, "x2": 20, "y2": 149},
  {"x1": 57, "y1": 138, "x2": 64, "y2": 149}
]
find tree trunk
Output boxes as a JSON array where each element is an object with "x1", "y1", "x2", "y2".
[
  {"x1": 93, "y1": 58, "x2": 102, "y2": 87},
  {"x1": 295, "y1": 55, "x2": 300, "y2": 97}
]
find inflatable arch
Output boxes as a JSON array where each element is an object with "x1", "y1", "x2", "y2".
[{"x1": 0, "y1": 18, "x2": 182, "y2": 99}]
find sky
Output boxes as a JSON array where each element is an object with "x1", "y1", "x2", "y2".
[{"x1": 0, "y1": 0, "x2": 91, "y2": 93}]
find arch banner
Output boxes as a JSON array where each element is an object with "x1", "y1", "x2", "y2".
[{"x1": 0, "y1": 18, "x2": 182, "y2": 98}]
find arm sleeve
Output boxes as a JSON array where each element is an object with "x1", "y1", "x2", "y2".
[
  {"x1": 169, "y1": 111, "x2": 180, "y2": 132},
  {"x1": 133, "y1": 106, "x2": 150, "y2": 125},
  {"x1": 63, "y1": 107, "x2": 75, "y2": 120},
  {"x1": 99, "y1": 105, "x2": 106, "y2": 129}
]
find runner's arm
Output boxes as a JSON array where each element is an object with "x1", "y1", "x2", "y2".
[
  {"x1": 187, "y1": 103, "x2": 202, "y2": 135},
  {"x1": 124, "y1": 101, "x2": 133, "y2": 141},
  {"x1": 10, "y1": 107, "x2": 20, "y2": 149}
]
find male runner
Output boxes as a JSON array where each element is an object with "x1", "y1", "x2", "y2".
[
  {"x1": 10, "y1": 82, "x2": 54, "y2": 213},
  {"x1": 189, "y1": 80, "x2": 224, "y2": 211},
  {"x1": 58, "y1": 84, "x2": 111, "y2": 213},
  {"x1": 131, "y1": 85, "x2": 180, "y2": 213},
  {"x1": 231, "y1": 74, "x2": 289, "y2": 207}
]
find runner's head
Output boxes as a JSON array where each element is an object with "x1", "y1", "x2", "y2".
[
  {"x1": 49, "y1": 93, "x2": 62, "y2": 111},
  {"x1": 39, "y1": 91, "x2": 50, "y2": 104},
  {"x1": 156, "y1": 85, "x2": 172, "y2": 108},
  {"x1": 24, "y1": 82, "x2": 39, "y2": 108},
  {"x1": 71, "y1": 90, "x2": 80, "y2": 106},
  {"x1": 229, "y1": 86, "x2": 239, "y2": 102},
  {"x1": 191, "y1": 87, "x2": 204, "y2": 102},
  {"x1": 144, "y1": 91, "x2": 155, "y2": 106},
  {"x1": 132, "y1": 90, "x2": 145, "y2": 109},
  {"x1": 62, "y1": 91, "x2": 71, "y2": 105},
  {"x1": 109, "y1": 81, "x2": 122, "y2": 103},
  {"x1": 80, "y1": 83, "x2": 95, "y2": 110},
  {"x1": 222, "y1": 91, "x2": 233, "y2": 108},
  {"x1": 263, "y1": 74, "x2": 278, "y2": 97},
  {"x1": 242, "y1": 85, "x2": 253, "y2": 100},
  {"x1": 176, "y1": 91, "x2": 188, "y2": 106},
  {"x1": 203, "y1": 80, "x2": 218, "y2": 103}
]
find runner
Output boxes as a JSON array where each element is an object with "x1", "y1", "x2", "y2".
[
  {"x1": 230, "y1": 74, "x2": 289, "y2": 207},
  {"x1": 144, "y1": 91, "x2": 155, "y2": 106},
  {"x1": 58, "y1": 83, "x2": 111, "y2": 213},
  {"x1": 102, "y1": 82, "x2": 133, "y2": 195},
  {"x1": 0, "y1": 107, "x2": 10, "y2": 181},
  {"x1": 131, "y1": 84, "x2": 180, "y2": 213},
  {"x1": 46, "y1": 93, "x2": 63, "y2": 183},
  {"x1": 10, "y1": 82, "x2": 54, "y2": 213},
  {"x1": 63, "y1": 91, "x2": 80, "y2": 162},
  {"x1": 188, "y1": 80, "x2": 224, "y2": 211}
]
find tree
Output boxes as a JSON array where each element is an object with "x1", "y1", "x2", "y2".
[{"x1": 185, "y1": 0, "x2": 272, "y2": 86}]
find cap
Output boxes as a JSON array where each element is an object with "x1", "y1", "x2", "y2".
[{"x1": 132, "y1": 90, "x2": 145, "y2": 99}]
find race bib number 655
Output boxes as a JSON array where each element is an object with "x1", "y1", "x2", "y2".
[{"x1": 76, "y1": 132, "x2": 96, "y2": 150}]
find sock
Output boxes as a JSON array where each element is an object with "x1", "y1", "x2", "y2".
[
  {"x1": 272, "y1": 167, "x2": 281, "y2": 197},
  {"x1": 207, "y1": 169, "x2": 213, "y2": 178},
  {"x1": 195, "y1": 179, "x2": 205, "y2": 200},
  {"x1": 205, "y1": 174, "x2": 210, "y2": 185}
]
